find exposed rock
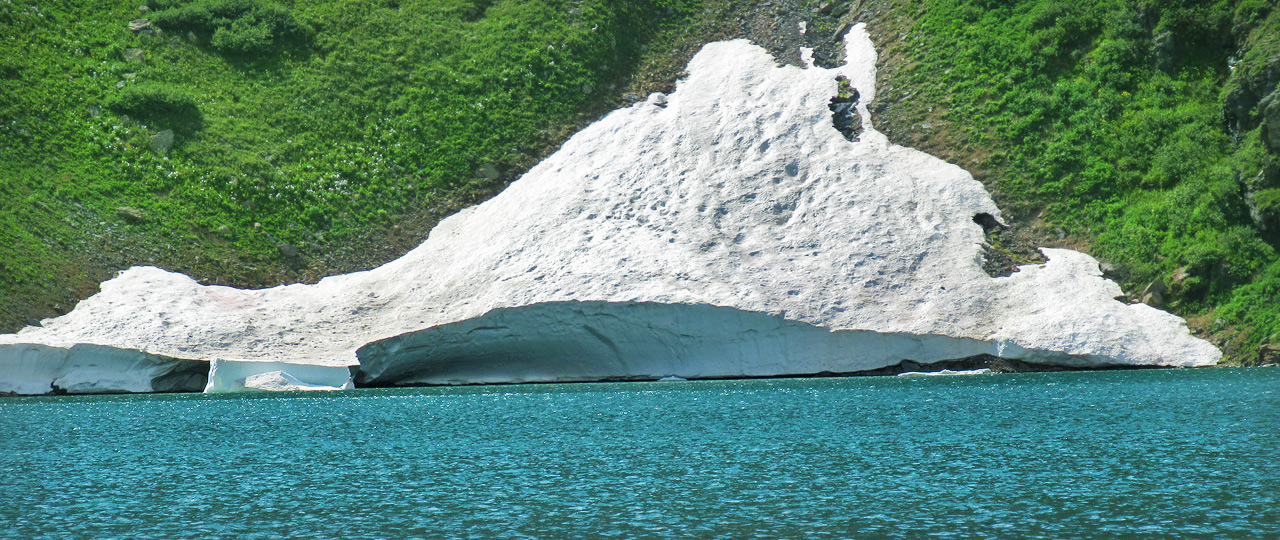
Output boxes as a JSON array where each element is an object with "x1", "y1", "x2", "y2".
[
  {"x1": 128, "y1": 19, "x2": 151, "y2": 33},
  {"x1": 0, "y1": 25, "x2": 1219, "y2": 395},
  {"x1": 1140, "y1": 279, "x2": 1166, "y2": 307},
  {"x1": 1152, "y1": 31, "x2": 1175, "y2": 71},
  {"x1": 1258, "y1": 344, "x2": 1280, "y2": 365},
  {"x1": 829, "y1": 75, "x2": 862, "y2": 141},
  {"x1": 1262, "y1": 88, "x2": 1280, "y2": 152},
  {"x1": 123, "y1": 48, "x2": 145, "y2": 63},
  {"x1": 1224, "y1": 54, "x2": 1280, "y2": 138},
  {"x1": 116, "y1": 206, "x2": 146, "y2": 223},
  {"x1": 475, "y1": 162, "x2": 499, "y2": 181},
  {"x1": 1246, "y1": 170, "x2": 1276, "y2": 232},
  {"x1": 150, "y1": 129, "x2": 174, "y2": 155},
  {"x1": 277, "y1": 242, "x2": 299, "y2": 259},
  {"x1": 832, "y1": 22, "x2": 852, "y2": 42}
]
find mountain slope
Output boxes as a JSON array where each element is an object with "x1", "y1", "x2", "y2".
[
  {"x1": 3, "y1": 0, "x2": 1278, "y2": 364},
  {"x1": 829, "y1": 0, "x2": 1280, "y2": 363}
]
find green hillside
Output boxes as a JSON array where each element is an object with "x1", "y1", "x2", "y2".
[
  {"x1": 0, "y1": 0, "x2": 704, "y2": 325},
  {"x1": 838, "y1": 0, "x2": 1280, "y2": 363},
  {"x1": 2, "y1": 0, "x2": 1278, "y2": 364}
]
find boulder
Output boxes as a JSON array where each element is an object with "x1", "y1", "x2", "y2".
[
  {"x1": 277, "y1": 242, "x2": 299, "y2": 259},
  {"x1": 475, "y1": 162, "x2": 499, "y2": 181},
  {"x1": 1140, "y1": 279, "x2": 1166, "y2": 307},
  {"x1": 150, "y1": 129, "x2": 174, "y2": 155},
  {"x1": 122, "y1": 48, "x2": 145, "y2": 63},
  {"x1": 115, "y1": 206, "x2": 145, "y2": 223}
]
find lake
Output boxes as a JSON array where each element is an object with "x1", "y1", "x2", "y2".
[{"x1": 2, "y1": 368, "x2": 1277, "y2": 539}]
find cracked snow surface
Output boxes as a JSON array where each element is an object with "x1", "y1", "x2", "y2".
[{"x1": 0, "y1": 25, "x2": 1219, "y2": 395}]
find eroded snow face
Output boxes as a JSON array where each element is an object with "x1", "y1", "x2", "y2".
[{"x1": 0, "y1": 25, "x2": 1218, "y2": 395}]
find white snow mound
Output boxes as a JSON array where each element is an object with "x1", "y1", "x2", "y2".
[{"x1": 0, "y1": 25, "x2": 1219, "y2": 394}]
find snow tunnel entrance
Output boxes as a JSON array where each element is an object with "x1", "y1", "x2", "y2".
[{"x1": 352, "y1": 301, "x2": 1008, "y2": 387}]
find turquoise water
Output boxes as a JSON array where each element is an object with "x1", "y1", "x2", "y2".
[{"x1": 2, "y1": 368, "x2": 1277, "y2": 539}]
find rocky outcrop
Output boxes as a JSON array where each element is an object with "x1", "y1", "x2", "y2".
[
  {"x1": 1262, "y1": 88, "x2": 1280, "y2": 152},
  {"x1": 0, "y1": 25, "x2": 1219, "y2": 395}
]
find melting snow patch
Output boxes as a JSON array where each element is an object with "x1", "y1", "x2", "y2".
[{"x1": 0, "y1": 24, "x2": 1219, "y2": 395}]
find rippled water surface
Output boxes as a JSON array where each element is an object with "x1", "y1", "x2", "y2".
[{"x1": 2, "y1": 368, "x2": 1278, "y2": 539}]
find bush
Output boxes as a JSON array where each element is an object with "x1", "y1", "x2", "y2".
[
  {"x1": 211, "y1": 14, "x2": 274, "y2": 54},
  {"x1": 1257, "y1": 188, "x2": 1280, "y2": 213},
  {"x1": 148, "y1": 0, "x2": 311, "y2": 56},
  {"x1": 106, "y1": 83, "x2": 202, "y2": 132}
]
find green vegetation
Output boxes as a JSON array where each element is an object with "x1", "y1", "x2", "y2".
[
  {"x1": 106, "y1": 82, "x2": 203, "y2": 132},
  {"x1": 147, "y1": 0, "x2": 313, "y2": 56},
  {"x1": 0, "y1": 0, "x2": 703, "y2": 328},
  {"x1": 851, "y1": 0, "x2": 1280, "y2": 362},
  {"x1": 3, "y1": 0, "x2": 1278, "y2": 364}
]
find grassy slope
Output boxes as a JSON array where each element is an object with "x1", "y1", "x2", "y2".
[
  {"x1": 4, "y1": 0, "x2": 1279, "y2": 364},
  {"x1": 847, "y1": 0, "x2": 1280, "y2": 363},
  {"x1": 0, "y1": 0, "x2": 702, "y2": 327}
]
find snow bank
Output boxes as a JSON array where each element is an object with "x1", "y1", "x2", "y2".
[
  {"x1": 0, "y1": 24, "x2": 1218, "y2": 395},
  {"x1": 0, "y1": 343, "x2": 206, "y2": 395}
]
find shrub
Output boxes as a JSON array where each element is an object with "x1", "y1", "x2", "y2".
[
  {"x1": 148, "y1": 0, "x2": 311, "y2": 56},
  {"x1": 1257, "y1": 188, "x2": 1280, "y2": 213},
  {"x1": 106, "y1": 83, "x2": 202, "y2": 132}
]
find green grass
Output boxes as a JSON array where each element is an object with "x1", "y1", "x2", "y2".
[
  {"x1": 862, "y1": 0, "x2": 1280, "y2": 361},
  {"x1": 5, "y1": 0, "x2": 1279, "y2": 364},
  {"x1": 0, "y1": 0, "x2": 701, "y2": 327}
]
